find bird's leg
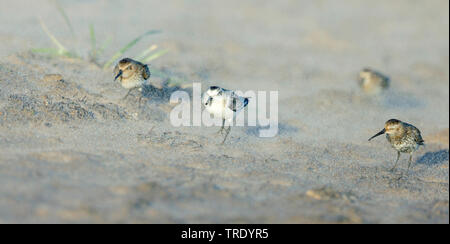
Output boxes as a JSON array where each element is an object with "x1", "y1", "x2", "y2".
[
  {"x1": 407, "y1": 153, "x2": 414, "y2": 174},
  {"x1": 390, "y1": 151, "x2": 401, "y2": 172},
  {"x1": 217, "y1": 119, "x2": 225, "y2": 134},
  {"x1": 122, "y1": 88, "x2": 136, "y2": 100},
  {"x1": 222, "y1": 125, "x2": 231, "y2": 144},
  {"x1": 395, "y1": 154, "x2": 414, "y2": 181},
  {"x1": 138, "y1": 89, "x2": 144, "y2": 108}
]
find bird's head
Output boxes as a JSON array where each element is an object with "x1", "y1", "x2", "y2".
[
  {"x1": 114, "y1": 58, "x2": 150, "y2": 81},
  {"x1": 203, "y1": 86, "x2": 222, "y2": 106},
  {"x1": 384, "y1": 119, "x2": 403, "y2": 135},
  {"x1": 369, "y1": 119, "x2": 403, "y2": 141},
  {"x1": 207, "y1": 86, "x2": 222, "y2": 96},
  {"x1": 359, "y1": 68, "x2": 373, "y2": 81}
]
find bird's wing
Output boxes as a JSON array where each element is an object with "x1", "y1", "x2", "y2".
[
  {"x1": 380, "y1": 76, "x2": 390, "y2": 88},
  {"x1": 407, "y1": 124, "x2": 425, "y2": 145},
  {"x1": 142, "y1": 65, "x2": 151, "y2": 80},
  {"x1": 374, "y1": 71, "x2": 390, "y2": 88},
  {"x1": 227, "y1": 92, "x2": 249, "y2": 112}
]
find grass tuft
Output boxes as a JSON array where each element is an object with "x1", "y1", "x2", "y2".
[
  {"x1": 135, "y1": 45, "x2": 158, "y2": 61},
  {"x1": 32, "y1": 1, "x2": 173, "y2": 84},
  {"x1": 37, "y1": 17, "x2": 77, "y2": 58},
  {"x1": 142, "y1": 49, "x2": 169, "y2": 63},
  {"x1": 90, "y1": 24, "x2": 96, "y2": 57},
  {"x1": 88, "y1": 24, "x2": 112, "y2": 63},
  {"x1": 103, "y1": 30, "x2": 162, "y2": 69}
]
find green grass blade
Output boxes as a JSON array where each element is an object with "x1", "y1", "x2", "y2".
[
  {"x1": 38, "y1": 17, "x2": 78, "y2": 58},
  {"x1": 31, "y1": 48, "x2": 61, "y2": 55},
  {"x1": 49, "y1": 0, "x2": 75, "y2": 36},
  {"x1": 142, "y1": 49, "x2": 169, "y2": 62},
  {"x1": 30, "y1": 48, "x2": 78, "y2": 58},
  {"x1": 135, "y1": 44, "x2": 158, "y2": 62},
  {"x1": 51, "y1": 0, "x2": 75, "y2": 36},
  {"x1": 103, "y1": 30, "x2": 162, "y2": 69},
  {"x1": 38, "y1": 17, "x2": 68, "y2": 55},
  {"x1": 89, "y1": 24, "x2": 97, "y2": 58},
  {"x1": 97, "y1": 36, "x2": 112, "y2": 56}
]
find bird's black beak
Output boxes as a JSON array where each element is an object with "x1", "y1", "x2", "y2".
[
  {"x1": 114, "y1": 70, "x2": 123, "y2": 81},
  {"x1": 368, "y1": 128, "x2": 386, "y2": 141},
  {"x1": 205, "y1": 97, "x2": 213, "y2": 106}
]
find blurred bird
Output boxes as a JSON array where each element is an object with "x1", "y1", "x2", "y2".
[
  {"x1": 113, "y1": 58, "x2": 151, "y2": 101},
  {"x1": 358, "y1": 68, "x2": 390, "y2": 94},
  {"x1": 203, "y1": 86, "x2": 249, "y2": 144},
  {"x1": 368, "y1": 119, "x2": 424, "y2": 173}
]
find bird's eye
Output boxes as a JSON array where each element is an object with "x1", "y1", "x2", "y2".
[{"x1": 128, "y1": 66, "x2": 133, "y2": 70}]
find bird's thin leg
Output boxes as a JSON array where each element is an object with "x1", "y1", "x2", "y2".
[
  {"x1": 407, "y1": 153, "x2": 413, "y2": 174},
  {"x1": 217, "y1": 119, "x2": 225, "y2": 134},
  {"x1": 222, "y1": 125, "x2": 231, "y2": 144},
  {"x1": 138, "y1": 92, "x2": 144, "y2": 108},
  {"x1": 122, "y1": 88, "x2": 136, "y2": 100},
  {"x1": 395, "y1": 154, "x2": 414, "y2": 181},
  {"x1": 390, "y1": 151, "x2": 401, "y2": 172}
]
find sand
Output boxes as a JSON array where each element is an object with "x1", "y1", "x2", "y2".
[{"x1": 0, "y1": 0, "x2": 448, "y2": 223}]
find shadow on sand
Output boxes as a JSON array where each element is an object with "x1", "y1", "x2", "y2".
[
  {"x1": 245, "y1": 122, "x2": 298, "y2": 137},
  {"x1": 140, "y1": 80, "x2": 192, "y2": 104},
  {"x1": 417, "y1": 150, "x2": 449, "y2": 166},
  {"x1": 381, "y1": 91, "x2": 424, "y2": 109}
]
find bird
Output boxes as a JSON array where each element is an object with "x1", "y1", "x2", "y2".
[
  {"x1": 203, "y1": 86, "x2": 249, "y2": 144},
  {"x1": 113, "y1": 58, "x2": 151, "y2": 102},
  {"x1": 358, "y1": 68, "x2": 390, "y2": 94},
  {"x1": 368, "y1": 119, "x2": 424, "y2": 173}
]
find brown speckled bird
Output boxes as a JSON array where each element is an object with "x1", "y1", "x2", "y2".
[
  {"x1": 358, "y1": 68, "x2": 390, "y2": 94},
  {"x1": 369, "y1": 119, "x2": 424, "y2": 173},
  {"x1": 113, "y1": 58, "x2": 151, "y2": 100}
]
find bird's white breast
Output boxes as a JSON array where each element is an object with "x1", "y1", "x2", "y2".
[
  {"x1": 121, "y1": 77, "x2": 145, "y2": 89},
  {"x1": 206, "y1": 96, "x2": 234, "y2": 121}
]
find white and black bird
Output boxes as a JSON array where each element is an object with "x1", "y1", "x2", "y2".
[{"x1": 203, "y1": 86, "x2": 249, "y2": 144}]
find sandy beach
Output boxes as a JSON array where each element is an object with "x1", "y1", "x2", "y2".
[{"x1": 0, "y1": 0, "x2": 448, "y2": 223}]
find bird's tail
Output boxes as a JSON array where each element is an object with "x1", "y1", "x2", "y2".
[{"x1": 243, "y1": 98, "x2": 249, "y2": 107}]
